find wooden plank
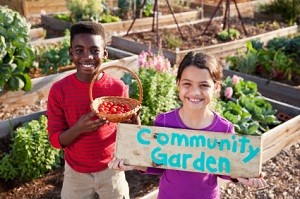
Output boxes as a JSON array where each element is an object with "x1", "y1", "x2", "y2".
[
  {"x1": 262, "y1": 129, "x2": 300, "y2": 163},
  {"x1": 223, "y1": 70, "x2": 300, "y2": 107},
  {"x1": 116, "y1": 123, "x2": 262, "y2": 178},
  {"x1": 261, "y1": 115, "x2": 300, "y2": 151},
  {"x1": 0, "y1": 110, "x2": 46, "y2": 138}
]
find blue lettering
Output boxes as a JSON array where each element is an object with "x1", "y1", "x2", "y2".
[
  {"x1": 157, "y1": 132, "x2": 169, "y2": 145},
  {"x1": 137, "y1": 128, "x2": 151, "y2": 145},
  {"x1": 151, "y1": 147, "x2": 167, "y2": 166}
]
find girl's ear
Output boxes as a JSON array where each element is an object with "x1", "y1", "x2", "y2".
[{"x1": 214, "y1": 81, "x2": 221, "y2": 93}]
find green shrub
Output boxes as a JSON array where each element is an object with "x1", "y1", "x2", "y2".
[
  {"x1": 0, "y1": 6, "x2": 35, "y2": 91},
  {"x1": 67, "y1": 0, "x2": 104, "y2": 22},
  {"x1": 259, "y1": 0, "x2": 300, "y2": 24},
  {"x1": 122, "y1": 67, "x2": 179, "y2": 126},
  {"x1": 217, "y1": 28, "x2": 240, "y2": 41},
  {"x1": 0, "y1": 115, "x2": 63, "y2": 181}
]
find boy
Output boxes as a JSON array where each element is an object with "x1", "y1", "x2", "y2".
[{"x1": 47, "y1": 21, "x2": 132, "y2": 199}]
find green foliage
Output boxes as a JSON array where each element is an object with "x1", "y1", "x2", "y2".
[
  {"x1": 227, "y1": 39, "x2": 300, "y2": 81},
  {"x1": 0, "y1": 6, "x2": 35, "y2": 92},
  {"x1": 259, "y1": 0, "x2": 300, "y2": 24},
  {"x1": 163, "y1": 31, "x2": 183, "y2": 50},
  {"x1": 122, "y1": 68, "x2": 179, "y2": 125},
  {"x1": 0, "y1": 115, "x2": 63, "y2": 181},
  {"x1": 34, "y1": 37, "x2": 71, "y2": 74},
  {"x1": 118, "y1": 0, "x2": 153, "y2": 19},
  {"x1": 226, "y1": 41, "x2": 258, "y2": 74},
  {"x1": 53, "y1": 13, "x2": 71, "y2": 21},
  {"x1": 67, "y1": 0, "x2": 104, "y2": 22},
  {"x1": 220, "y1": 76, "x2": 281, "y2": 135},
  {"x1": 100, "y1": 12, "x2": 121, "y2": 23},
  {"x1": 217, "y1": 28, "x2": 240, "y2": 41}
]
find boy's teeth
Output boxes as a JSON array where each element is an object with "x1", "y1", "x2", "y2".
[{"x1": 83, "y1": 64, "x2": 93, "y2": 68}]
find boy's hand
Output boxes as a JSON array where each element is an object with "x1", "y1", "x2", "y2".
[
  {"x1": 75, "y1": 112, "x2": 107, "y2": 134},
  {"x1": 236, "y1": 173, "x2": 268, "y2": 189}
]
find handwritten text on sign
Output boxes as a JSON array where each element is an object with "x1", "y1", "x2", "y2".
[{"x1": 115, "y1": 124, "x2": 262, "y2": 177}]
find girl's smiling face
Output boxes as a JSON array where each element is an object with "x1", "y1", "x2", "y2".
[{"x1": 177, "y1": 65, "x2": 219, "y2": 111}]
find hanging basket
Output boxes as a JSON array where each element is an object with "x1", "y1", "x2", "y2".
[{"x1": 89, "y1": 65, "x2": 143, "y2": 123}]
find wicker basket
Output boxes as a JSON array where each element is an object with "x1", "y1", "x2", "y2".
[{"x1": 89, "y1": 65, "x2": 143, "y2": 123}]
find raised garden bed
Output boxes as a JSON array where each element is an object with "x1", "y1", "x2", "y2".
[
  {"x1": 224, "y1": 70, "x2": 300, "y2": 108},
  {"x1": 41, "y1": 9, "x2": 202, "y2": 39},
  {"x1": 110, "y1": 19, "x2": 298, "y2": 66}
]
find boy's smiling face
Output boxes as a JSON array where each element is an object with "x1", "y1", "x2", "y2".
[{"x1": 69, "y1": 33, "x2": 107, "y2": 83}]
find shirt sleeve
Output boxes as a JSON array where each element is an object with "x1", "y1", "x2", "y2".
[{"x1": 46, "y1": 84, "x2": 66, "y2": 149}]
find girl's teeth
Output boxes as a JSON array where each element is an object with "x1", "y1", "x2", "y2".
[{"x1": 189, "y1": 98, "x2": 200, "y2": 102}]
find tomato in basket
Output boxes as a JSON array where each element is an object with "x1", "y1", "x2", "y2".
[{"x1": 98, "y1": 101, "x2": 131, "y2": 114}]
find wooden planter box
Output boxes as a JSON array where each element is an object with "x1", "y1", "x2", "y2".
[
  {"x1": 0, "y1": 0, "x2": 68, "y2": 18},
  {"x1": 1, "y1": 92, "x2": 299, "y2": 165},
  {"x1": 110, "y1": 23, "x2": 299, "y2": 66},
  {"x1": 199, "y1": 0, "x2": 271, "y2": 18},
  {"x1": 224, "y1": 70, "x2": 300, "y2": 108},
  {"x1": 41, "y1": 10, "x2": 202, "y2": 38}
]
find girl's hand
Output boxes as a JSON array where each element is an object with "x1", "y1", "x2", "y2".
[
  {"x1": 108, "y1": 158, "x2": 135, "y2": 171},
  {"x1": 236, "y1": 174, "x2": 268, "y2": 189}
]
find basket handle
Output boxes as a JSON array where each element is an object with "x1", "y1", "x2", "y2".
[{"x1": 89, "y1": 65, "x2": 143, "y2": 105}]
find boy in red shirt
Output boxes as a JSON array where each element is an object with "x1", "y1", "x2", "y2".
[{"x1": 47, "y1": 21, "x2": 135, "y2": 199}]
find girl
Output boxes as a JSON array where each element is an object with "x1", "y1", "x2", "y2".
[{"x1": 108, "y1": 52, "x2": 267, "y2": 199}]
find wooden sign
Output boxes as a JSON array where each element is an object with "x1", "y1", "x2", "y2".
[{"x1": 115, "y1": 123, "x2": 262, "y2": 178}]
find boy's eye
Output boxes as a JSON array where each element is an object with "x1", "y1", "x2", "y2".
[
  {"x1": 92, "y1": 49, "x2": 100, "y2": 53},
  {"x1": 74, "y1": 49, "x2": 83, "y2": 54}
]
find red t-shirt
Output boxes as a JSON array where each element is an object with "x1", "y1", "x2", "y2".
[{"x1": 47, "y1": 73, "x2": 128, "y2": 173}]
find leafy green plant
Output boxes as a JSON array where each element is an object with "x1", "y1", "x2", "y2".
[
  {"x1": 0, "y1": 6, "x2": 35, "y2": 91},
  {"x1": 100, "y1": 12, "x2": 121, "y2": 23},
  {"x1": 34, "y1": 38, "x2": 71, "y2": 74},
  {"x1": 121, "y1": 51, "x2": 179, "y2": 125},
  {"x1": 118, "y1": 0, "x2": 153, "y2": 19},
  {"x1": 226, "y1": 41, "x2": 258, "y2": 74},
  {"x1": 217, "y1": 28, "x2": 240, "y2": 41},
  {"x1": 0, "y1": 115, "x2": 63, "y2": 181},
  {"x1": 163, "y1": 31, "x2": 183, "y2": 50},
  {"x1": 53, "y1": 13, "x2": 71, "y2": 22},
  {"x1": 220, "y1": 75, "x2": 281, "y2": 135},
  {"x1": 123, "y1": 68, "x2": 179, "y2": 125},
  {"x1": 227, "y1": 39, "x2": 300, "y2": 82},
  {"x1": 259, "y1": 0, "x2": 300, "y2": 24},
  {"x1": 67, "y1": 0, "x2": 104, "y2": 22}
]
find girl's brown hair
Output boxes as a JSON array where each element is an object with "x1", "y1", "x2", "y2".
[{"x1": 176, "y1": 52, "x2": 223, "y2": 83}]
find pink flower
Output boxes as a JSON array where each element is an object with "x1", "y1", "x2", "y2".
[
  {"x1": 137, "y1": 51, "x2": 171, "y2": 72},
  {"x1": 224, "y1": 87, "x2": 233, "y2": 99},
  {"x1": 232, "y1": 75, "x2": 240, "y2": 85}
]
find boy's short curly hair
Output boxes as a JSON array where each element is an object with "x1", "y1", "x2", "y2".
[{"x1": 70, "y1": 21, "x2": 105, "y2": 44}]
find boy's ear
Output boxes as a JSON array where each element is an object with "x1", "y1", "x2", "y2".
[{"x1": 103, "y1": 48, "x2": 108, "y2": 58}]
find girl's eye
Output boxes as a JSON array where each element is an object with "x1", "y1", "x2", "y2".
[
  {"x1": 200, "y1": 84, "x2": 210, "y2": 89},
  {"x1": 182, "y1": 82, "x2": 191, "y2": 86}
]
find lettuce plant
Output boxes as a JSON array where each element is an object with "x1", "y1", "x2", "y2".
[
  {"x1": 0, "y1": 6, "x2": 35, "y2": 91},
  {"x1": 219, "y1": 75, "x2": 281, "y2": 135}
]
